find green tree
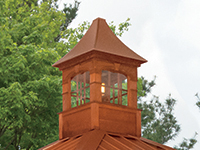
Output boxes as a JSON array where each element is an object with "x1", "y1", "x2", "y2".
[
  {"x1": 174, "y1": 133, "x2": 197, "y2": 150},
  {"x1": 0, "y1": 0, "x2": 79, "y2": 149},
  {"x1": 0, "y1": 0, "x2": 130, "y2": 149},
  {"x1": 137, "y1": 77, "x2": 180, "y2": 144},
  {"x1": 138, "y1": 77, "x2": 197, "y2": 149}
]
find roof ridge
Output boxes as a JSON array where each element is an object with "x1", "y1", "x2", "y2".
[
  {"x1": 93, "y1": 18, "x2": 100, "y2": 48},
  {"x1": 76, "y1": 129, "x2": 106, "y2": 149}
]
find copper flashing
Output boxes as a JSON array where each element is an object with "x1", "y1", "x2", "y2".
[{"x1": 52, "y1": 18, "x2": 147, "y2": 68}]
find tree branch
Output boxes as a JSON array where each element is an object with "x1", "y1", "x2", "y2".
[{"x1": 4, "y1": 136, "x2": 16, "y2": 150}]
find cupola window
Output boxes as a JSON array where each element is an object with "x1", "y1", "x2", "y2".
[
  {"x1": 101, "y1": 70, "x2": 127, "y2": 106},
  {"x1": 71, "y1": 71, "x2": 90, "y2": 108}
]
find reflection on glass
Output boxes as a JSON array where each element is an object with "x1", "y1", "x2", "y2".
[
  {"x1": 71, "y1": 71, "x2": 90, "y2": 108},
  {"x1": 101, "y1": 70, "x2": 127, "y2": 106}
]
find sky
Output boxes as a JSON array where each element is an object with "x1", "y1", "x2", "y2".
[{"x1": 59, "y1": 0, "x2": 200, "y2": 149}]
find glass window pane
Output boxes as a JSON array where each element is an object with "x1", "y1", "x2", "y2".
[
  {"x1": 71, "y1": 71, "x2": 90, "y2": 108},
  {"x1": 102, "y1": 70, "x2": 127, "y2": 106}
]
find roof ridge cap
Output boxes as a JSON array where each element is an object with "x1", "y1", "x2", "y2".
[{"x1": 93, "y1": 18, "x2": 101, "y2": 48}]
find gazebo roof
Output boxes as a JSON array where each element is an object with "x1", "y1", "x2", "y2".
[
  {"x1": 52, "y1": 18, "x2": 147, "y2": 68},
  {"x1": 39, "y1": 129, "x2": 175, "y2": 150}
]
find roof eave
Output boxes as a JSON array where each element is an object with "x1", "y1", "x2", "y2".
[{"x1": 52, "y1": 49, "x2": 147, "y2": 70}]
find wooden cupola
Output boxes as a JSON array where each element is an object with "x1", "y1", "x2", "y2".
[
  {"x1": 40, "y1": 18, "x2": 175, "y2": 150},
  {"x1": 52, "y1": 18, "x2": 147, "y2": 140}
]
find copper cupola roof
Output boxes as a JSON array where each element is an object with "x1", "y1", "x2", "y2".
[{"x1": 52, "y1": 17, "x2": 147, "y2": 68}]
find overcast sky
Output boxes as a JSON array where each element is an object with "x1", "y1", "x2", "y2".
[{"x1": 59, "y1": 0, "x2": 200, "y2": 149}]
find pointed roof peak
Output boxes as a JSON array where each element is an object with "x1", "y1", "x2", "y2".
[
  {"x1": 93, "y1": 17, "x2": 105, "y2": 21},
  {"x1": 53, "y1": 18, "x2": 147, "y2": 67}
]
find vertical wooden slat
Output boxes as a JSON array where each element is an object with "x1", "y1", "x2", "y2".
[
  {"x1": 112, "y1": 83, "x2": 115, "y2": 104},
  {"x1": 80, "y1": 74, "x2": 83, "y2": 106},
  {"x1": 117, "y1": 73, "x2": 119, "y2": 104},
  {"x1": 76, "y1": 74, "x2": 79, "y2": 106},
  {"x1": 80, "y1": 81, "x2": 82, "y2": 106},
  {"x1": 118, "y1": 73, "x2": 122, "y2": 105},
  {"x1": 108, "y1": 71, "x2": 111, "y2": 102},
  {"x1": 84, "y1": 72, "x2": 86, "y2": 104}
]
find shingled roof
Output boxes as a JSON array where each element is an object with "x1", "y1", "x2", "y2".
[
  {"x1": 39, "y1": 130, "x2": 174, "y2": 150},
  {"x1": 52, "y1": 18, "x2": 147, "y2": 68}
]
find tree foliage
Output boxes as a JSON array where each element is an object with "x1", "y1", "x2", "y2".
[
  {"x1": 138, "y1": 77, "x2": 197, "y2": 149},
  {"x1": 195, "y1": 93, "x2": 200, "y2": 109},
  {"x1": 0, "y1": 0, "x2": 132, "y2": 149},
  {"x1": 0, "y1": 0, "x2": 79, "y2": 149},
  {"x1": 174, "y1": 133, "x2": 197, "y2": 150},
  {"x1": 137, "y1": 77, "x2": 180, "y2": 144}
]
